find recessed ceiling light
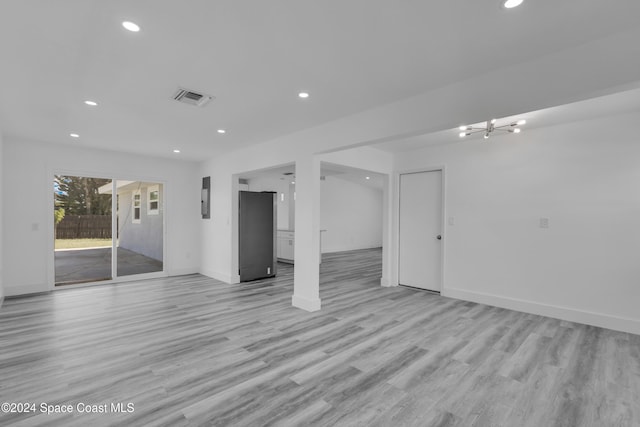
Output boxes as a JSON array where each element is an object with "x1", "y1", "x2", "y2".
[
  {"x1": 122, "y1": 21, "x2": 140, "y2": 32},
  {"x1": 291, "y1": 181, "x2": 295, "y2": 185},
  {"x1": 173, "y1": 149, "x2": 181, "y2": 153},
  {"x1": 70, "y1": 133, "x2": 79, "y2": 138},
  {"x1": 217, "y1": 129, "x2": 226, "y2": 134},
  {"x1": 503, "y1": 0, "x2": 524, "y2": 9},
  {"x1": 84, "y1": 100, "x2": 98, "y2": 106},
  {"x1": 365, "y1": 176, "x2": 370, "y2": 180},
  {"x1": 298, "y1": 92, "x2": 309, "y2": 99},
  {"x1": 517, "y1": 119, "x2": 527, "y2": 125},
  {"x1": 513, "y1": 128, "x2": 521, "y2": 133}
]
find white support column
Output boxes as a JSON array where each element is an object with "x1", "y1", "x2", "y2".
[
  {"x1": 380, "y1": 173, "x2": 395, "y2": 287},
  {"x1": 230, "y1": 174, "x2": 241, "y2": 284},
  {"x1": 292, "y1": 155, "x2": 321, "y2": 311}
]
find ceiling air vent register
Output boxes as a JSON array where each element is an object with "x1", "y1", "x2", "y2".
[{"x1": 173, "y1": 88, "x2": 214, "y2": 107}]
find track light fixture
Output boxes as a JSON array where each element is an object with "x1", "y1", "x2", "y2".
[{"x1": 459, "y1": 118, "x2": 526, "y2": 139}]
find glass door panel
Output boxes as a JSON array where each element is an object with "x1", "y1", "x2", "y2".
[
  {"x1": 116, "y1": 181, "x2": 164, "y2": 277},
  {"x1": 54, "y1": 175, "x2": 113, "y2": 285}
]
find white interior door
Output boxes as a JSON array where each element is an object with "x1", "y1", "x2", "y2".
[{"x1": 399, "y1": 170, "x2": 442, "y2": 291}]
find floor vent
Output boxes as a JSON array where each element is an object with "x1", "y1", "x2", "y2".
[{"x1": 173, "y1": 88, "x2": 214, "y2": 107}]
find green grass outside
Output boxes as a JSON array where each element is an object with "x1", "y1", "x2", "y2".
[{"x1": 55, "y1": 238, "x2": 112, "y2": 250}]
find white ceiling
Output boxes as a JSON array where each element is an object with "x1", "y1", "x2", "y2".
[
  {"x1": 1, "y1": 1, "x2": 640, "y2": 160},
  {"x1": 373, "y1": 86, "x2": 640, "y2": 152}
]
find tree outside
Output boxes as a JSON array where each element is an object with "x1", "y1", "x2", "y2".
[
  {"x1": 54, "y1": 208, "x2": 65, "y2": 224},
  {"x1": 54, "y1": 176, "x2": 112, "y2": 249},
  {"x1": 54, "y1": 175, "x2": 112, "y2": 215}
]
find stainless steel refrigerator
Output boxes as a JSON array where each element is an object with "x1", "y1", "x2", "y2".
[{"x1": 239, "y1": 191, "x2": 277, "y2": 282}]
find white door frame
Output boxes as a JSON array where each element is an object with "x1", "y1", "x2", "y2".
[{"x1": 395, "y1": 166, "x2": 446, "y2": 292}]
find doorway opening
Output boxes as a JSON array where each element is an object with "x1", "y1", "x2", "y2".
[
  {"x1": 53, "y1": 176, "x2": 164, "y2": 286},
  {"x1": 319, "y1": 162, "x2": 386, "y2": 293},
  {"x1": 236, "y1": 163, "x2": 296, "y2": 283}
]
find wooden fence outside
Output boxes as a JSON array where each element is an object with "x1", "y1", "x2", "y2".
[{"x1": 56, "y1": 215, "x2": 112, "y2": 239}]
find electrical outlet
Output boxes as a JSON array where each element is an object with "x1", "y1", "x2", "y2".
[{"x1": 539, "y1": 217, "x2": 549, "y2": 229}]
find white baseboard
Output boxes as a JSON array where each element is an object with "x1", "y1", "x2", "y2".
[
  {"x1": 199, "y1": 268, "x2": 237, "y2": 284},
  {"x1": 292, "y1": 294, "x2": 321, "y2": 312},
  {"x1": 444, "y1": 287, "x2": 640, "y2": 336},
  {"x1": 380, "y1": 276, "x2": 395, "y2": 287},
  {"x1": 167, "y1": 267, "x2": 199, "y2": 277},
  {"x1": 323, "y1": 245, "x2": 383, "y2": 254},
  {"x1": 5, "y1": 283, "x2": 49, "y2": 297},
  {"x1": 113, "y1": 271, "x2": 168, "y2": 283}
]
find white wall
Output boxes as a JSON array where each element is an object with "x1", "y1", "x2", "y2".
[
  {"x1": 321, "y1": 176, "x2": 383, "y2": 253},
  {"x1": 394, "y1": 111, "x2": 640, "y2": 334},
  {"x1": 2, "y1": 138, "x2": 200, "y2": 296}
]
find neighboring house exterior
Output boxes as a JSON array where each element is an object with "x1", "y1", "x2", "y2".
[{"x1": 99, "y1": 181, "x2": 163, "y2": 261}]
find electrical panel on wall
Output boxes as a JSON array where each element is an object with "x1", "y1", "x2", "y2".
[{"x1": 201, "y1": 176, "x2": 211, "y2": 219}]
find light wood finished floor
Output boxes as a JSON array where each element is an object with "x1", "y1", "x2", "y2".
[{"x1": 1, "y1": 248, "x2": 639, "y2": 426}]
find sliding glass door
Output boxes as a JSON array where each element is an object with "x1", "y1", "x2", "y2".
[{"x1": 53, "y1": 176, "x2": 163, "y2": 286}]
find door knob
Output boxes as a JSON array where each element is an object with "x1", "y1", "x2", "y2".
[{"x1": 436, "y1": 235, "x2": 442, "y2": 240}]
